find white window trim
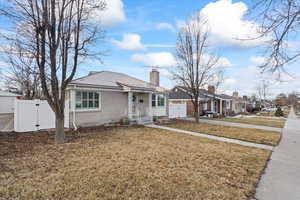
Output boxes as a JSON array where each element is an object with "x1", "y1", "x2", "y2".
[
  {"x1": 156, "y1": 94, "x2": 166, "y2": 107},
  {"x1": 75, "y1": 90, "x2": 101, "y2": 112}
]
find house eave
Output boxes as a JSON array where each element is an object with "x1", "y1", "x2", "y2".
[{"x1": 68, "y1": 83, "x2": 162, "y2": 93}]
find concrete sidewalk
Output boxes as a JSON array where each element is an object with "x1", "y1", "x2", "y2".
[
  {"x1": 255, "y1": 108, "x2": 300, "y2": 200},
  {"x1": 185, "y1": 118, "x2": 282, "y2": 132},
  {"x1": 146, "y1": 124, "x2": 273, "y2": 150}
]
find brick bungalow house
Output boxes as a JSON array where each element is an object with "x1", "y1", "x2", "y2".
[{"x1": 169, "y1": 86, "x2": 233, "y2": 117}]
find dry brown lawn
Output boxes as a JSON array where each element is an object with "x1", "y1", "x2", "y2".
[
  {"x1": 211, "y1": 117, "x2": 285, "y2": 128},
  {"x1": 164, "y1": 120, "x2": 281, "y2": 146},
  {"x1": 0, "y1": 126, "x2": 270, "y2": 200},
  {"x1": 253, "y1": 116, "x2": 286, "y2": 122}
]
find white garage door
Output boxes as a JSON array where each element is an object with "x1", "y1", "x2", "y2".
[{"x1": 169, "y1": 103, "x2": 187, "y2": 118}]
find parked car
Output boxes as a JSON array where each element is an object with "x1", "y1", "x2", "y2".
[{"x1": 262, "y1": 107, "x2": 276, "y2": 112}]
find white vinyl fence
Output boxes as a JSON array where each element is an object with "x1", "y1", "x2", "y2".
[
  {"x1": 169, "y1": 103, "x2": 187, "y2": 118},
  {"x1": 14, "y1": 99, "x2": 69, "y2": 132}
]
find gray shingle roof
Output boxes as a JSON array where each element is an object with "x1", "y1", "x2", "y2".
[
  {"x1": 70, "y1": 71, "x2": 167, "y2": 92},
  {"x1": 0, "y1": 91, "x2": 21, "y2": 97},
  {"x1": 169, "y1": 86, "x2": 232, "y2": 100}
]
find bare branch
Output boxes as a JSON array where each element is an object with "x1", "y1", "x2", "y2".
[
  {"x1": 172, "y1": 14, "x2": 223, "y2": 122},
  {"x1": 1, "y1": 0, "x2": 106, "y2": 143}
]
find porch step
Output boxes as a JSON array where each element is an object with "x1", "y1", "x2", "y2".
[
  {"x1": 130, "y1": 117, "x2": 153, "y2": 125},
  {"x1": 139, "y1": 120, "x2": 153, "y2": 125}
]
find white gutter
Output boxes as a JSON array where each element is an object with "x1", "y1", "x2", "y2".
[{"x1": 72, "y1": 86, "x2": 78, "y2": 131}]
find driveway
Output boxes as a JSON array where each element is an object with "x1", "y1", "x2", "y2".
[
  {"x1": 0, "y1": 114, "x2": 14, "y2": 132},
  {"x1": 255, "y1": 108, "x2": 300, "y2": 200},
  {"x1": 185, "y1": 118, "x2": 282, "y2": 132}
]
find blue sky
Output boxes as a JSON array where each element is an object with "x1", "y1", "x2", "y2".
[{"x1": 1, "y1": 0, "x2": 299, "y2": 97}]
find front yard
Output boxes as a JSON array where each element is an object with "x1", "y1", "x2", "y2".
[
  {"x1": 0, "y1": 126, "x2": 270, "y2": 200},
  {"x1": 209, "y1": 117, "x2": 285, "y2": 128},
  {"x1": 163, "y1": 120, "x2": 281, "y2": 146}
]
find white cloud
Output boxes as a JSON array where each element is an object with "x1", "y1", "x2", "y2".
[
  {"x1": 145, "y1": 44, "x2": 175, "y2": 48},
  {"x1": 198, "y1": 0, "x2": 270, "y2": 47},
  {"x1": 250, "y1": 56, "x2": 266, "y2": 66},
  {"x1": 224, "y1": 78, "x2": 236, "y2": 85},
  {"x1": 223, "y1": 64, "x2": 300, "y2": 98},
  {"x1": 197, "y1": 54, "x2": 233, "y2": 68},
  {"x1": 219, "y1": 78, "x2": 237, "y2": 94},
  {"x1": 176, "y1": 20, "x2": 185, "y2": 30},
  {"x1": 132, "y1": 52, "x2": 176, "y2": 67},
  {"x1": 217, "y1": 57, "x2": 233, "y2": 68},
  {"x1": 156, "y1": 23, "x2": 175, "y2": 32},
  {"x1": 111, "y1": 34, "x2": 145, "y2": 51},
  {"x1": 91, "y1": 0, "x2": 126, "y2": 26},
  {"x1": 250, "y1": 56, "x2": 283, "y2": 68},
  {"x1": 112, "y1": 34, "x2": 175, "y2": 50}
]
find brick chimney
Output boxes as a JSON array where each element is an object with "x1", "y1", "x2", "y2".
[
  {"x1": 208, "y1": 85, "x2": 215, "y2": 94},
  {"x1": 233, "y1": 92, "x2": 239, "y2": 98},
  {"x1": 150, "y1": 69, "x2": 159, "y2": 86}
]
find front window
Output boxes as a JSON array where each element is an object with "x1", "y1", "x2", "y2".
[
  {"x1": 152, "y1": 94, "x2": 165, "y2": 107},
  {"x1": 152, "y1": 94, "x2": 156, "y2": 107},
  {"x1": 157, "y1": 94, "x2": 165, "y2": 106},
  {"x1": 76, "y1": 91, "x2": 100, "y2": 110}
]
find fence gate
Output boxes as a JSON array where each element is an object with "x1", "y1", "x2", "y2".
[
  {"x1": 169, "y1": 103, "x2": 187, "y2": 118},
  {"x1": 14, "y1": 99, "x2": 69, "y2": 132}
]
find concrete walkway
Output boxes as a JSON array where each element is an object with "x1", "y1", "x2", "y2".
[
  {"x1": 255, "y1": 108, "x2": 300, "y2": 200},
  {"x1": 185, "y1": 118, "x2": 282, "y2": 132},
  {"x1": 146, "y1": 124, "x2": 273, "y2": 150}
]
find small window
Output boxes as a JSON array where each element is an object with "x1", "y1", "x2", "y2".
[
  {"x1": 152, "y1": 94, "x2": 156, "y2": 107},
  {"x1": 76, "y1": 92, "x2": 82, "y2": 109},
  {"x1": 76, "y1": 91, "x2": 100, "y2": 110},
  {"x1": 157, "y1": 94, "x2": 165, "y2": 107}
]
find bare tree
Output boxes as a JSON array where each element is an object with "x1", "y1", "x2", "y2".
[
  {"x1": 252, "y1": 0, "x2": 300, "y2": 72},
  {"x1": 209, "y1": 70, "x2": 225, "y2": 115},
  {"x1": 2, "y1": 44, "x2": 41, "y2": 99},
  {"x1": 212, "y1": 70, "x2": 224, "y2": 92},
  {"x1": 1, "y1": 0, "x2": 105, "y2": 143},
  {"x1": 173, "y1": 15, "x2": 221, "y2": 122},
  {"x1": 255, "y1": 80, "x2": 270, "y2": 101}
]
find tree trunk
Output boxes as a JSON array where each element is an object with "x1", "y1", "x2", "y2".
[
  {"x1": 55, "y1": 114, "x2": 65, "y2": 144},
  {"x1": 194, "y1": 102, "x2": 199, "y2": 123}
]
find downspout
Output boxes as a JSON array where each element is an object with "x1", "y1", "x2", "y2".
[{"x1": 72, "y1": 86, "x2": 78, "y2": 131}]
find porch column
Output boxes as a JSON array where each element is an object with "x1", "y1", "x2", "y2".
[
  {"x1": 220, "y1": 100, "x2": 223, "y2": 115},
  {"x1": 148, "y1": 93, "x2": 153, "y2": 122},
  {"x1": 211, "y1": 99, "x2": 214, "y2": 112},
  {"x1": 128, "y1": 92, "x2": 133, "y2": 119}
]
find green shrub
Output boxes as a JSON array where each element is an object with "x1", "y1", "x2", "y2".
[{"x1": 275, "y1": 107, "x2": 284, "y2": 117}]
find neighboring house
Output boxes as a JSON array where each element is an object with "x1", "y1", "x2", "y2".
[
  {"x1": 231, "y1": 92, "x2": 254, "y2": 113},
  {"x1": 0, "y1": 91, "x2": 21, "y2": 114},
  {"x1": 169, "y1": 86, "x2": 233, "y2": 117},
  {"x1": 66, "y1": 69, "x2": 168, "y2": 127}
]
